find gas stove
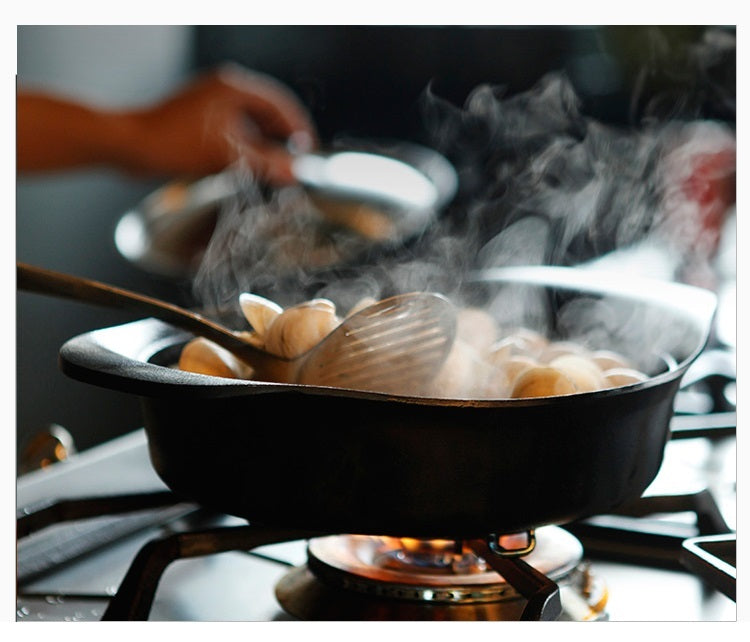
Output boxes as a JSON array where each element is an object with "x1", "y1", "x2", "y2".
[
  {"x1": 16, "y1": 258, "x2": 739, "y2": 622},
  {"x1": 16, "y1": 400, "x2": 736, "y2": 622}
]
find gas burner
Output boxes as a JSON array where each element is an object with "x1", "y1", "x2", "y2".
[{"x1": 276, "y1": 526, "x2": 608, "y2": 621}]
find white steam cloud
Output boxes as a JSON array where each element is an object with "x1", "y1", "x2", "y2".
[{"x1": 191, "y1": 31, "x2": 735, "y2": 366}]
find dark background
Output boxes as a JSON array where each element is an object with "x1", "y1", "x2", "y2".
[
  {"x1": 16, "y1": 25, "x2": 735, "y2": 466},
  {"x1": 193, "y1": 25, "x2": 734, "y2": 141}
]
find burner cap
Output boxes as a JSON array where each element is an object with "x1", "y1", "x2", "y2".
[{"x1": 276, "y1": 526, "x2": 607, "y2": 620}]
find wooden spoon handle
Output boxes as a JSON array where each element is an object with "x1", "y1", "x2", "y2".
[{"x1": 17, "y1": 262, "x2": 245, "y2": 351}]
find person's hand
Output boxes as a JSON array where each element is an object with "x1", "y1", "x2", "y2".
[
  {"x1": 127, "y1": 64, "x2": 318, "y2": 184},
  {"x1": 17, "y1": 64, "x2": 319, "y2": 185}
]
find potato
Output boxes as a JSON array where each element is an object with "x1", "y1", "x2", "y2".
[
  {"x1": 501, "y1": 355, "x2": 539, "y2": 387},
  {"x1": 591, "y1": 349, "x2": 632, "y2": 372},
  {"x1": 235, "y1": 329, "x2": 265, "y2": 349},
  {"x1": 178, "y1": 337, "x2": 253, "y2": 379},
  {"x1": 238, "y1": 293, "x2": 283, "y2": 337},
  {"x1": 548, "y1": 354, "x2": 605, "y2": 392},
  {"x1": 510, "y1": 366, "x2": 578, "y2": 398},
  {"x1": 182, "y1": 290, "x2": 653, "y2": 400},
  {"x1": 603, "y1": 367, "x2": 648, "y2": 388},
  {"x1": 539, "y1": 340, "x2": 587, "y2": 364},
  {"x1": 506, "y1": 328, "x2": 548, "y2": 358},
  {"x1": 263, "y1": 299, "x2": 340, "y2": 359},
  {"x1": 487, "y1": 332, "x2": 544, "y2": 365}
]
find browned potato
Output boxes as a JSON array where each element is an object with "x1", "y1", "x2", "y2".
[
  {"x1": 539, "y1": 340, "x2": 587, "y2": 363},
  {"x1": 505, "y1": 328, "x2": 548, "y2": 358},
  {"x1": 501, "y1": 355, "x2": 539, "y2": 386},
  {"x1": 603, "y1": 367, "x2": 648, "y2": 388},
  {"x1": 591, "y1": 349, "x2": 632, "y2": 372},
  {"x1": 548, "y1": 354, "x2": 605, "y2": 392},
  {"x1": 510, "y1": 366, "x2": 578, "y2": 398},
  {"x1": 178, "y1": 337, "x2": 253, "y2": 379},
  {"x1": 263, "y1": 299, "x2": 340, "y2": 359},
  {"x1": 180, "y1": 292, "x2": 651, "y2": 400},
  {"x1": 488, "y1": 333, "x2": 544, "y2": 365},
  {"x1": 238, "y1": 293, "x2": 283, "y2": 337},
  {"x1": 235, "y1": 330, "x2": 265, "y2": 349}
]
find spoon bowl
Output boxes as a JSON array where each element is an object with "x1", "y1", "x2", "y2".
[{"x1": 17, "y1": 262, "x2": 456, "y2": 392}]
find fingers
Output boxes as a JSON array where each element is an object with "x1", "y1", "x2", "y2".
[
  {"x1": 218, "y1": 108, "x2": 296, "y2": 185},
  {"x1": 239, "y1": 139, "x2": 297, "y2": 186},
  {"x1": 139, "y1": 64, "x2": 319, "y2": 182},
  {"x1": 215, "y1": 64, "x2": 318, "y2": 147},
  {"x1": 208, "y1": 64, "x2": 318, "y2": 185}
]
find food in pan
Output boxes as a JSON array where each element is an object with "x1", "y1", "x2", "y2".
[
  {"x1": 178, "y1": 337, "x2": 253, "y2": 380},
  {"x1": 177, "y1": 291, "x2": 649, "y2": 399}
]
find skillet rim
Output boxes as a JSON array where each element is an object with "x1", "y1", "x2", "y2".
[{"x1": 58, "y1": 265, "x2": 717, "y2": 405}]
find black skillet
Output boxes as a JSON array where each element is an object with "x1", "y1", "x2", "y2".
[{"x1": 54, "y1": 266, "x2": 716, "y2": 540}]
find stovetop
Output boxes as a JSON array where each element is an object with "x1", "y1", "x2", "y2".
[{"x1": 16, "y1": 420, "x2": 736, "y2": 622}]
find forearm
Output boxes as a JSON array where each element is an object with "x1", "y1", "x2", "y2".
[
  {"x1": 17, "y1": 68, "x2": 317, "y2": 182},
  {"x1": 17, "y1": 91, "x2": 142, "y2": 173}
]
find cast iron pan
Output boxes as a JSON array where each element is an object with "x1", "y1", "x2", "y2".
[{"x1": 57, "y1": 266, "x2": 716, "y2": 539}]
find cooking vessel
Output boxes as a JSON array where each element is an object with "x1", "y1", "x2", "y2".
[
  {"x1": 114, "y1": 140, "x2": 458, "y2": 280},
  {"x1": 57, "y1": 266, "x2": 716, "y2": 539}
]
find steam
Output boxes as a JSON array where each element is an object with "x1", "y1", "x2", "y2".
[
  {"x1": 191, "y1": 28, "x2": 734, "y2": 380},
  {"x1": 191, "y1": 166, "x2": 382, "y2": 315},
  {"x1": 421, "y1": 71, "x2": 734, "y2": 283}
]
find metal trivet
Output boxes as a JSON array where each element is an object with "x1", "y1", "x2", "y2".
[
  {"x1": 276, "y1": 528, "x2": 608, "y2": 621},
  {"x1": 17, "y1": 489, "x2": 604, "y2": 621}
]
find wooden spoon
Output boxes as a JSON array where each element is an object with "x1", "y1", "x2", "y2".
[{"x1": 17, "y1": 262, "x2": 456, "y2": 392}]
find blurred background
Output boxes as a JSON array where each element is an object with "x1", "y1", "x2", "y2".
[{"x1": 16, "y1": 25, "x2": 736, "y2": 466}]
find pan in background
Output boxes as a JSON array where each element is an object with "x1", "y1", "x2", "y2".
[{"x1": 114, "y1": 140, "x2": 457, "y2": 280}]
